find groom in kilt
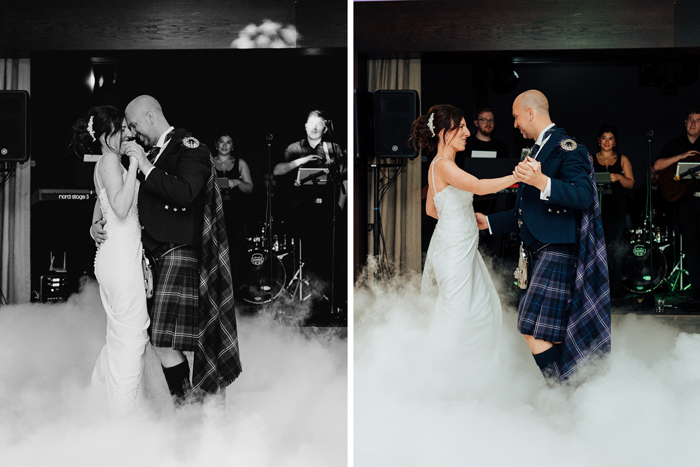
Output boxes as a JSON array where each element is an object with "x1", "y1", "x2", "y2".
[
  {"x1": 98, "y1": 95, "x2": 242, "y2": 404},
  {"x1": 477, "y1": 90, "x2": 611, "y2": 383}
]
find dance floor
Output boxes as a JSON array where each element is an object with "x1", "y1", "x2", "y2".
[
  {"x1": 354, "y1": 270, "x2": 700, "y2": 467},
  {"x1": 0, "y1": 280, "x2": 347, "y2": 466}
]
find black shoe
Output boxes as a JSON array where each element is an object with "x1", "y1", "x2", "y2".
[{"x1": 540, "y1": 363, "x2": 561, "y2": 387}]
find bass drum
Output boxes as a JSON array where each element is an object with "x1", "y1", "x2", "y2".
[
  {"x1": 240, "y1": 249, "x2": 286, "y2": 304},
  {"x1": 621, "y1": 242, "x2": 667, "y2": 293}
]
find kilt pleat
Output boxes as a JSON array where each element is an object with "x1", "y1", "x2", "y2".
[
  {"x1": 518, "y1": 243, "x2": 576, "y2": 343},
  {"x1": 150, "y1": 245, "x2": 199, "y2": 351}
]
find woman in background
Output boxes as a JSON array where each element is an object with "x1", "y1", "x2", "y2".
[
  {"x1": 593, "y1": 124, "x2": 634, "y2": 300},
  {"x1": 214, "y1": 134, "x2": 254, "y2": 291}
]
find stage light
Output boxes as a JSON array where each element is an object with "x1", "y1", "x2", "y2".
[
  {"x1": 87, "y1": 68, "x2": 95, "y2": 92},
  {"x1": 491, "y1": 64, "x2": 520, "y2": 95}
]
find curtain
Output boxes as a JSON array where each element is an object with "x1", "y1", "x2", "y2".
[
  {"x1": 367, "y1": 58, "x2": 422, "y2": 275},
  {"x1": 0, "y1": 58, "x2": 31, "y2": 304}
]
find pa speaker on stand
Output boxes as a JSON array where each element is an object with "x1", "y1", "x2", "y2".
[
  {"x1": 0, "y1": 90, "x2": 30, "y2": 163},
  {"x1": 373, "y1": 90, "x2": 419, "y2": 159},
  {"x1": 369, "y1": 90, "x2": 419, "y2": 272}
]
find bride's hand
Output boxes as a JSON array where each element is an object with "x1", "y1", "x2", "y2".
[
  {"x1": 475, "y1": 212, "x2": 489, "y2": 230},
  {"x1": 128, "y1": 154, "x2": 141, "y2": 169}
]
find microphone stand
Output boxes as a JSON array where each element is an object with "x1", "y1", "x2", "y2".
[
  {"x1": 643, "y1": 130, "x2": 656, "y2": 309},
  {"x1": 325, "y1": 120, "x2": 344, "y2": 323},
  {"x1": 266, "y1": 133, "x2": 274, "y2": 303},
  {"x1": 298, "y1": 169, "x2": 329, "y2": 185},
  {"x1": 674, "y1": 163, "x2": 700, "y2": 181}
]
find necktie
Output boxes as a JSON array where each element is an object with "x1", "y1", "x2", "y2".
[
  {"x1": 147, "y1": 146, "x2": 161, "y2": 163},
  {"x1": 530, "y1": 126, "x2": 556, "y2": 159}
]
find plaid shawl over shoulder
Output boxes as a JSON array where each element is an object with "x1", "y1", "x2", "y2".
[
  {"x1": 192, "y1": 159, "x2": 243, "y2": 394},
  {"x1": 554, "y1": 151, "x2": 612, "y2": 381}
]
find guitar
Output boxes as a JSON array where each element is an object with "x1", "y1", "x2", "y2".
[{"x1": 658, "y1": 153, "x2": 700, "y2": 202}]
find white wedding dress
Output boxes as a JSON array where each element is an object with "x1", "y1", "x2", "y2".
[
  {"x1": 422, "y1": 157, "x2": 502, "y2": 370},
  {"x1": 91, "y1": 155, "x2": 150, "y2": 414}
]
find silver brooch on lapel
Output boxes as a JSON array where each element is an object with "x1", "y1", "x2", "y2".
[
  {"x1": 182, "y1": 136, "x2": 200, "y2": 148},
  {"x1": 559, "y1": 139, "x2": 577, "y2": 151}
]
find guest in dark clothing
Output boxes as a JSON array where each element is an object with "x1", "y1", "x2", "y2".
[
  {"x1": 653, "y1": 107, "x2": 700, "y2": 303},
  {"x1": 592, "y1": 125, "x2": 634, "y2": 299},
  {"x1": 214, "y1": 134, "x2": 253, "y2": 290},
  {"x1": 456, "y1": 107, "x2": 510, "y2": 169}
]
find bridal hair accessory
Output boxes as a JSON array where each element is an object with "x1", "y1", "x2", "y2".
[
  {"x1": 87, "y1": 116, "x2": 96, "y2": 142},
  {"x1": 427, "y1": 113, "x2": 436, "y2": 137}
]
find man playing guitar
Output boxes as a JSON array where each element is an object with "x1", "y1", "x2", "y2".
[{"x1": 654, "y1": 107, "x2": 700, "y2": 304}]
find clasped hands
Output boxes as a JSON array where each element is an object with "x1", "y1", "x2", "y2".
[
  {"x1": 514, "y1": 156, "x2": 547, "y2": 191},
  {"x1": 121, "y1": 140, "x2": 151, "y2": 171}
]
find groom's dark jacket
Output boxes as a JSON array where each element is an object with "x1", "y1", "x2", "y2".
[
  {"x1": 488, "y1": 127, "x2": 595, "y2": 246},
  {"x1": 138, "y1": 128, "x2": 212, "y2": 252}
]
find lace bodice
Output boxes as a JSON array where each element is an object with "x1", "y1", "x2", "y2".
[
  {"x1": 432, "y1": 186, "x2": 478, "y2": 239},
  {"x1": 430, "y1": 157, "x2": 479, "y2": 241}
]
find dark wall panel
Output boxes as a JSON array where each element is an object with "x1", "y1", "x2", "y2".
[
  {"x1": 0, "y1": 0, "x2": 346, "y2": 51},
  {"x1": 675, "y1": 0, "x2": 700, "y2": 47},
  {"x1": 355, "y1": 0, "x2": 677, "y2": 53}
]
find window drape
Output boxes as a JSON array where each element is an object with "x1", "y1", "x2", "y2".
[{"x1": 0, "y1": 58, "x2": 31, "y2": 303}]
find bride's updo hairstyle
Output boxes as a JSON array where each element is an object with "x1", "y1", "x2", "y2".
[
  {"x1": 410, "y1": 104, "x2": 464, "y2": 154},
  {"x1": 70, "y1": 105, "x2": 123, "y2": 158}
]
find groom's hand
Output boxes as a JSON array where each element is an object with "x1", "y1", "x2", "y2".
[
  {"x1": 515, "y1": 157, "x2": 548, "y2": 191},
  {"x1": 475, "y1": 212, "x2": 489, "y2": 230},
  {"x1": 90, "y1": 218, "x2": 108, "y2": 247}
]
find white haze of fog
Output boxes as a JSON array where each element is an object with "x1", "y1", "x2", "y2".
[
  {"x1": 354, "y1": 264, "x2": 700, "y2": 467},
  {"x1": 0, "y1": 280, "x2": 346, "y2": 466}
]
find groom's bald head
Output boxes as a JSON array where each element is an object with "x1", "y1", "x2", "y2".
[{"x1": 125, "y1": 95, "x2": 171, "y2": 147}]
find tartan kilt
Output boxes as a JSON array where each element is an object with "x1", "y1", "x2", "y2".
[
  {"x1": 518, "y1": 243, "x2": 576, "y2": 343},
  {"x1": 149, "y1": 244, "x2": 199, "y2": 351}
]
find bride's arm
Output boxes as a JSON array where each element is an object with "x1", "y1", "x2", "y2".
[
  {"x1": 440, "y1": 159, "x2": 516, "y2": 196},
  {"x1": 99, "y1": 153, "x2": 139, "y2": 219}
]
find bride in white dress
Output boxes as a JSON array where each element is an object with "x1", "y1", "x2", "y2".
[
  {"x1": 415, "y1": 105, "x2": 516, "y2": 369},
  {"x1": 72, "y1": 106, "x2": 150, "y2": 413}
]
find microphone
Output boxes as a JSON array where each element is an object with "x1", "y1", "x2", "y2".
[
  {"x1": 266, "y1": 134, "x2": 273, "y2": 141},
  {"x1": 673, "y1": 163, "x2": 700, "y2": 181}
]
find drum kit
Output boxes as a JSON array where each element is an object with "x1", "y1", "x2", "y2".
[
  {"x1": 238, "y1": 220, "x2": 311, "y2": 305},
  {"x1": 237, "y1": 133, "x2": 315, "y2": 307},
  {"x1": 621, "y1": 208, "x2": 688, "y2": 294},
  {"x1": 616, "y1": 130, "x2": 692, "y2": 296}
]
